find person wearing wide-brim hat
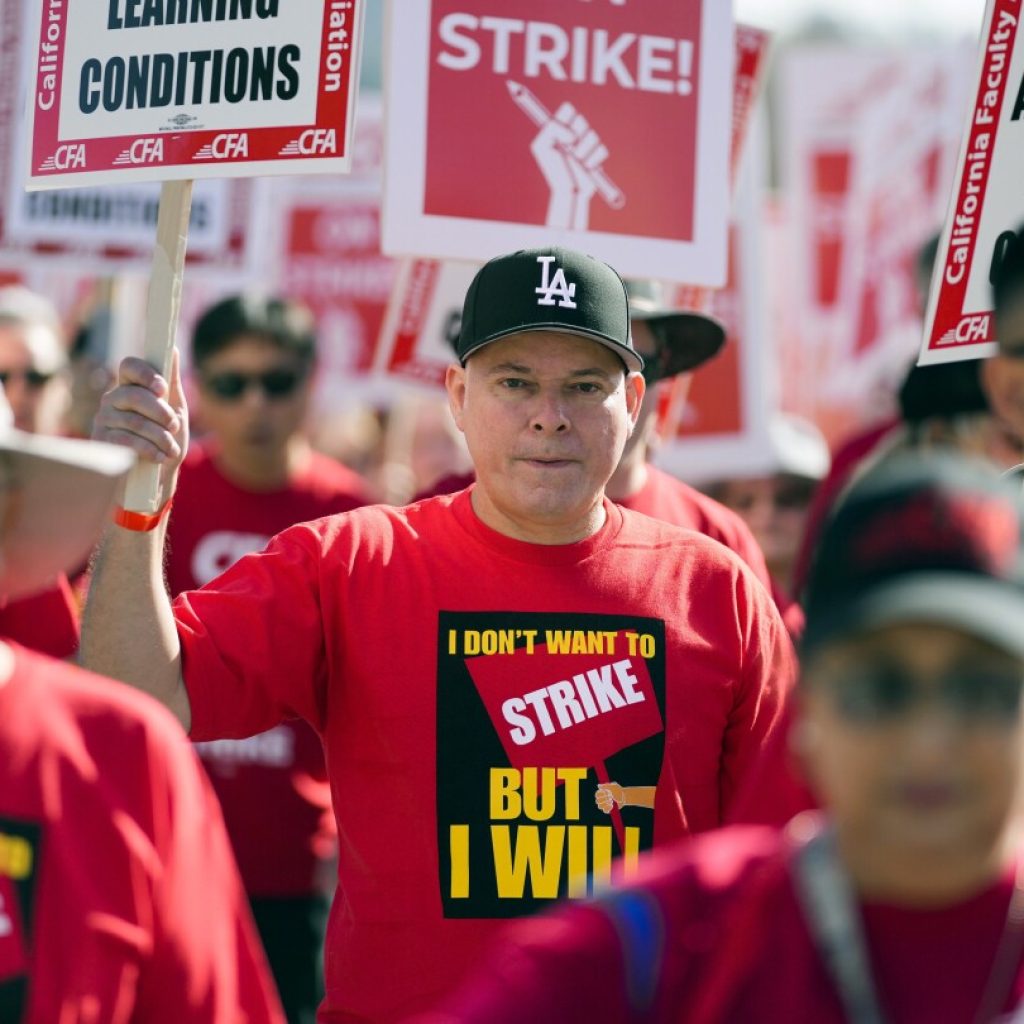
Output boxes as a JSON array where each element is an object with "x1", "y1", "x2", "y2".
[
  {"x1": 606, "y1": 279, "x2": 774, "y2": 593},
  {"x1": 0, "y1": 428, "x2": 284, "y2": 1022}
]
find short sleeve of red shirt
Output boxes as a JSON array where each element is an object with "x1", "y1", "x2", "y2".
[
  {"x1": 175, "y1": 519, "x2": 335, "y2": 741},
  {"x1": 619, "y1": 466, "x2": 773, "y2": 593},
  {"x1": 0, "y1": 646, "x2": 283, "y2": 1022},
  {"x1": 0, "y1": 576, "x2": 79, "y2": 658}
]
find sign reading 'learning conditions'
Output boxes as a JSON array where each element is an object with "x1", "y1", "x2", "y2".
[{"x1": 25, "y1": 0, "x2": 364, "y2": 187}]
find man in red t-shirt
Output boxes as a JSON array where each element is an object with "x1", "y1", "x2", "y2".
[
  {"x1": 171, "y1": 294, "x2": 370, "y2": 1024},
  {"x1": 83, "y1": 247, "x2": 795, "y2": 1021},
  {"x1": 0, "y1": 423, "x2": 283, "y2": 1022},
  {"x1": 423, "y1": 453, "x2": 1024, "y2": 1024}
]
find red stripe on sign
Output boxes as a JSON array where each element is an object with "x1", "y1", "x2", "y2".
[
  {"x1": 928, "y1": 0, "x2": 1019, "y2": 353},
  {"x1": 388, "y1": 260, "x2": 442, "y2": 374},
  {"x1": 31, "y1": 0, "x2": 67, "y2": 170}
]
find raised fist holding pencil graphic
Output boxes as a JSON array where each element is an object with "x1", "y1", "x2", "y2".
[{"x1": 508, "y1": 80, "x2": 625, "y2": 231}]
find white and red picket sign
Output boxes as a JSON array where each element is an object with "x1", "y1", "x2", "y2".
[
  {"x1": 24, "y1": 0, "x2": 365, "y2": 187},
  {"x1": 374, "y1": 24, "x2": 767, "y2": 390},
  {"x1": 382, "y1": 0, "x2": 732, "y2": 285},
  {"x1": 919, "y1": 0, "x2": 1024, "y2": 365}
]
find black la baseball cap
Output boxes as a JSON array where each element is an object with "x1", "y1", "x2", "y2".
[
  {"x1": 802, "y1": 452, "x2": 1024, "y2": 659},
  {"x1": 457, "y1": 247, "x2": 644, "y2": 373}
]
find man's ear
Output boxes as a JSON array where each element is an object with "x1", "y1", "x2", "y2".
[
  {"x1": 445, "y1": 363, "x2": 468, "y2": 433},
  {"x1": 625, "y1": 371, "x2": 646, "y2": 429}
]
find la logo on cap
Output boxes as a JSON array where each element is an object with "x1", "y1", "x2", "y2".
[{"x1": 535, "y1": 255, "x2": 577, "y2": 309}]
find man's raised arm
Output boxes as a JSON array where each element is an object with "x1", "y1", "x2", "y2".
[{"x1": 80, "y1": 353, "x2": 191, "y2": 731}]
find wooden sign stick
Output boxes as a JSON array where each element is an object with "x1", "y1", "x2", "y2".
[{"x1": 121, "y1": 178, "x2": 194, "y2": 513}]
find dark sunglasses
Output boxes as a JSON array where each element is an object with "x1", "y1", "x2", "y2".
[
  {"x1": 825, "y1": 662, "x2": 1024, "y2": 725},
  {"x1": 200, "y1": 368, "x2": 305, "y2": 402},
  {"x1": 0, "y1": 368, "x2": 53, "y2": 390}
]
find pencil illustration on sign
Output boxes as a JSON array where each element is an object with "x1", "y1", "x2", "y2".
[{"x1": 508, "y1": 80, "x2": 625, "y2": 231}]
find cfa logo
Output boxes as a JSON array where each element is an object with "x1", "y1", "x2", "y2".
[
  {"x1": 279, "y1": 128, "x2": 337, "y2": 157},
  {"x1": 192, "y1": 531, "x2": 268, "y2": 587},
  {"x1": 40, "y1": 144, "x2": 86, "y2": 171},
  {"x1": 535, "y1": 255, "x2": 577, "y2": 309},
  {"x1": 195, "y1": 133, "x2": 249, "y2": 160},
  {"x1": 938, "y1": 314, "x2": 990, "y2": 346},
  {"x1": 113, "y1": 138, "x2": 164, "y2": 166}
]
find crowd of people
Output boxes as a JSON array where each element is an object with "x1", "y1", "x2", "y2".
[{"x1": 3, "y1": 225, "x2": 1024, "y2": 1023}]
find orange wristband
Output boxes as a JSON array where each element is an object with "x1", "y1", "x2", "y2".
[{"x1": 113, "y1": 498, "x2": 173, "y2": 532}]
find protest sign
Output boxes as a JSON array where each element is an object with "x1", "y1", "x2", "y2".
[
  {"x1": 278, "y1": 181, "x2": 397, "y2": 393},
  {"x1": 919, "y1": 0, "x2": 1024, "y2": 365},
  {"x1": 256, "y1": 93, "x2": 398, "y2": 410},
  {"x1": 654, "y1": 130, "x2": 775, "y2": 484},
  {"x1": 1, "y1": 0, "x2": 265, "y2": 273},
  {"x1": 373, "y1": 259, "x2": 478, "y2": 389},
  {"x1": 24, "y1": 0, "x2": 365, "y2": 187},
  {"x1": 382, "y1": 0, "x2": 732, "y2": 284},
  {"x1": 780, "y1": 43, "x2": 972, "y2": 437},
  {"x1": 374, "y1": 24, "x2": 767, "y2": 391}
]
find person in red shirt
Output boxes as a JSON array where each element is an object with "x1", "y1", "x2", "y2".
[
  {"x1": 83, "y1": 247, "x2": 795, "y2": 1022},
  {"x1": 421, "y1": 452, "x2": 1024, "y2": 1024},
  {"x1": 171, "y1": 294, "x2": 371, "y2": 1024},
  {"x1": 0, "y1": 424, "x2": 283, "y2": 1023}
]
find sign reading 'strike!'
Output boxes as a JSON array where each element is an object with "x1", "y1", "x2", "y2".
[{"x1": 26, "y1": 0, "x2": 364, "y2": 188}]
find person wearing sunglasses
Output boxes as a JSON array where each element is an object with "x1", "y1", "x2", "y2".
[
  {"x1": 165, "y1": 294, "x2": 371, "y2": 1024},
  {"x1": 417, "y1": 451, "x2": 1024, "y2": 1023},
  {"x1": 0, "y1": 286, "x2": 67, "y2": 436},
  {"x1": 0, "y1": 287, "x2": 81, "y2": 661}
]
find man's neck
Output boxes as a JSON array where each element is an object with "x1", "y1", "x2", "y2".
[
  {"x1": 605, "y1": 450, "x2": 649, "y2": 502},
  {"x1": 214, "y1": 437, "x2": 309, "y2": 492},
  {"x1": 469, "y1": 488, "x2": 607, "y2": 545}
]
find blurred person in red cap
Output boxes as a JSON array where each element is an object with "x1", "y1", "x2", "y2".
[
  {"x1": 705, "y1": 415, "x2": 831, "y2": 636},
  {"x1": 0, "y1": 425, "x2": 283, "y2": 1022},
  {"x1": 169, "y1": 294, "x2": 371, "y2": 1024},
  {"x1": 82, "y1": 247, "x2": 794, "y2": 1021},
  {"x1": 418, "y1": 451, "x2": 1024, "y2": 1024},
  {"x1": 731, "y1": 355, "x2": 1023, "y2": 829}
]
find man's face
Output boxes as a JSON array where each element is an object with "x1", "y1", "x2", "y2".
[
  {"x1": 446, "y1": 331, "x2": 643, "y2": 539},
  {"x1": 800, "y1": 623, "x2": 1024, "y2": 869},
  {"x1": 194, "y1": 334, "x2": 312, "y2": 460},
  {"x1": 0, "y1": 325, "x2": 58, "y2": 434}
]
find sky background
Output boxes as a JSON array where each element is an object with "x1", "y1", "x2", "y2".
[
  {"x1": 734, "y1": 0, "x2": 987, "y2": 37},
  {"x1": 360, "y1": 3, "x2": 992, "y2": 89}
]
